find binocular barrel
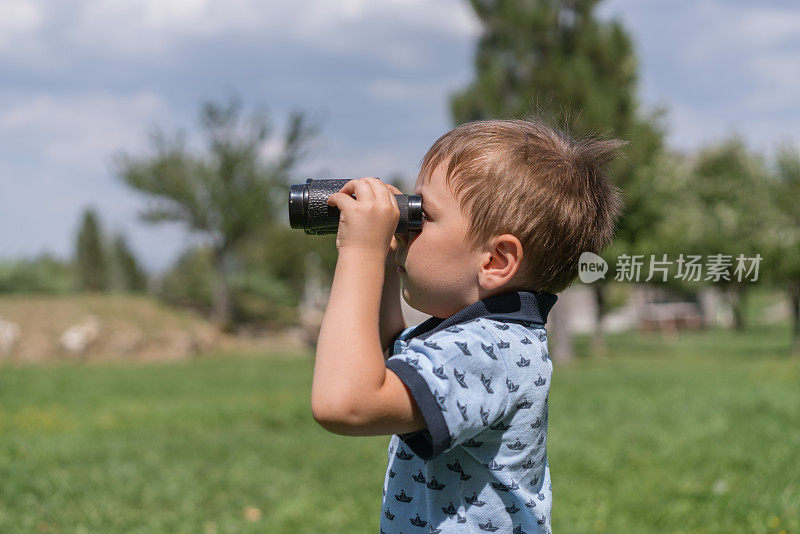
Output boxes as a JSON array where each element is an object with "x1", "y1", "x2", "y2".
[{"x1": 289, "y1": 178, "x2": 423, "y2": 236}]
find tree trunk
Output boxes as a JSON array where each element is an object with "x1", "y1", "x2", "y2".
[
  {"x1": 212, "y1": 248, "x2": 232, "y2": 330},
  {"x1": 790, "y1": 281, "x2": 800, "y2": 357},
  {"x1": 591, "y1": 283, "x2": 607, "y2": 356},
  {"x1": 549, "y1": 291, "x2": 574, "y2": 363},
  {"x1": 728, "y1": 284, "x2": 746, "y2": 331}
]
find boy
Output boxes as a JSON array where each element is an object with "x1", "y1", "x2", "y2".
[{"x1": 313, "y1": 116, "x2": 624, "y2": 533}]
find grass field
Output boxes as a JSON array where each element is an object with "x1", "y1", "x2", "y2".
[{"x1": 1, "y1": 312, "x2": 798, "y2": 532}]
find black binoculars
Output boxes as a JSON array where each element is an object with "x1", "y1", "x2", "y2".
[{"x1": 288, "y1": 178, "x2": 423, "y2": 236}]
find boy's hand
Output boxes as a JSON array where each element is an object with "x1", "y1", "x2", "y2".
[{"x1": 326, "y1": 177, "x2": 401, "y2": 254}]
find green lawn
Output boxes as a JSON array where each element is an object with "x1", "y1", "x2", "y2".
[{"x1": 1, "y1": 323, "x2": 798, "y2": 533}]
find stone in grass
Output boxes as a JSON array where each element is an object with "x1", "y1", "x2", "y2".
[
  {"x1": 0, "y1": 316, "x2": 21, "y2": 356},
  {"x1": 59, "y1": 315, "x2": 101, "y2": 355}
]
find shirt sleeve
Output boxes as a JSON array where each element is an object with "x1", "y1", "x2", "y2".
[{"x1": 385, "y1": 319, "x2": 510, "y2": 461}]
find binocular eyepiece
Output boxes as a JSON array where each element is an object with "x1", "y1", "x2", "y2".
[{"x1": 289, "y1": 178, "x2": 423, "y2": 235}]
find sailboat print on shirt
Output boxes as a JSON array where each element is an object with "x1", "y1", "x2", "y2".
[
  {"x1": 506, "y1": 378, "x2": 519, "y2": 392},
  {"x1": 426, "y1": 478, "x2": 446, "y2": 490},
  {"x1": 481, "y1": 343, "x2": 498, "y2": 360},
  {"x1": 441, "y1": 502, "x2": 458, "y2": 515},
  {"x1": 432, "y1": 365, "x2": 448, "y2": 380},
  {"x1": 491, "y1": 479, "x2": 519, "y2": 492},
  {"x1": 410, "y1": 514, "x2": 427, "y2": 527},
  {"x1": 455, "y1": 341, "x2": 471, "y2": 355},
  {"x1": 484, "y1": 458, "x2": 505, "y2": 470},
  {"x1": 465, "y1": 493, "x2": 486, "y2": 506},
  {"x1": 453, "y1": 368, "x2": 468, "y2": 388},
  {"x1": 480, "y1": 406, "x2": 490, "y2": 426},
  {"x1": 394, "y1": 490, "x2": 412, "y2": 503},
  {"x1": 478, "y1": 519, "x2": 499, "y2": 531},
  {"x1": 507, "y1": 439, "x2": 528, "y2": 451},
  {"x1": 489, "y1": 419, "x2": 511, "y2": 431},
  {"x1": 480, "y1": 373, "x2": 494, "y2": 393},
  {"x1": 457, "y1": 400, "x2": 469, "y2": 421},
  {"x1": 405, "y1": 356, "x2": 422, "y2": 370},
  {"x1": 396, "y1": 448, "x2": 414, "y2": 460}
]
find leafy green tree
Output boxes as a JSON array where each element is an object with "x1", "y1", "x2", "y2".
[
  {"x1": 76, "y1": 208, "x2": 108, "y2": 292},
  {"x1": 450, "y1": 0, "x2": 667, "y2": 357},
  {"x1": 115, "y1": 96, "x2": 317, "y2": 328},
  {"x1": 772, "y1": 143, "x2": 800, "y2": 354},
  {"x1": 0, "y1": 254, "x2": 76, "y2": 294},
  {"x1": 158, "y1": 246, "x2": 215, "y2": 315},
  {"x1": 657, "y1": 136, "x2": 774, "y2": 331},
  {"x1": 109, "y1": 233, "x2": 148, "y2": 293}
]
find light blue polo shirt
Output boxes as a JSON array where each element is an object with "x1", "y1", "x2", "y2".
[{"x1": 381, "y1": 290, "x2": 558, "y2": 534}]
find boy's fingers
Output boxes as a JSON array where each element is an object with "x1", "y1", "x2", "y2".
[
  {"x1": 362, "y1": 177, "x2": 402, "y2": 209},
  {"x1": 361, "y1": 177, "x2": 396, "y2": 208},
  {"x1": 327, "y1": 191, "x2": 357, "y2": 209},
  {"x1": 353, "y1": 178, "x2": 377, "y2": 201},
  {"x1": 333, "y1": 178, "x2": 376, "y2": 204},
  {"x1": 385, "y1": 184, "x2": 403, "y2": 196}
]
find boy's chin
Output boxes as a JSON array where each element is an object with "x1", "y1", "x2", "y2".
[
  {"x1": 401, "y1": 288, "x2": 446, "y2": 319},
  {"x1": 401, "y1": 287, "x2": 426, "y2": 315}
]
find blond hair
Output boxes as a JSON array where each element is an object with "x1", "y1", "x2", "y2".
[{"x1": 418, "y1": 116, "x2": 625, "y2": 294}]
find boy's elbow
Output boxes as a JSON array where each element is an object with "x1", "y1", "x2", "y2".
[{"x1": 311, "y1": 393, "x2": 368, "y2": 435}]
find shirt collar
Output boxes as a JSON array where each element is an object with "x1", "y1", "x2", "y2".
[{"x1": 404, "y1": 290, "x2": 558, "y2": 341}]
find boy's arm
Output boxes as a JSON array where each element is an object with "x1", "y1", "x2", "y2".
[
  {"x1": 380, "y1": 254, "x2": 406, "y2": 358},
  {"x1": 312, "y1": 246, "x2": 425, "y2": 436}
]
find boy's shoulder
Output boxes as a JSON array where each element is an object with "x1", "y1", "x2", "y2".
[{"x1": 393, "y1": 316, "x2": 544, "y2": 357}]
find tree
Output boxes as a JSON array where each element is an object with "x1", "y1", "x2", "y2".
[
  {"x1": 772, "y1": 143, "x2": 800, "y2": 354},
  {"x1": 450, "y1": 0, "x2": 667, "y2": 357},
  {"x1": 109, "y1": 233, "x2": 148, "y2": 293},
  {"x1": 659, "y1": 136, "x2": 773, "y2": 331},
  {"x1": 76, "y1": 208, "x2": 108, "y2": 292},
  {"x1": 115, "y1": 96, "x2": 317, "y2": 328},
  {"x1": 0, "y1": 254, "x2": 76, "y2": 294}
]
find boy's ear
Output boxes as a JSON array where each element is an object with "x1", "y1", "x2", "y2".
[{"x1": 478, "y1": 234, "x2": 523, "y2": 291}]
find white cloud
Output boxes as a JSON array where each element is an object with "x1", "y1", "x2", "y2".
[
  {"x1": 0, "y1": 0, "x2": 44, "y2": 51},
  {"x1": 0, "y1": 0, "x2": 42, "y2": 31},
  {"x1": 0, "y1": 91, "x2": 170, "y2": 170},
  {"x1": 54, "y1": 0, "x2": 479, "y2": 67}
]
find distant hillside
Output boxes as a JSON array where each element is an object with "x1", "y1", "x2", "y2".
[{"x1": 0, "y1": 295, "x2": 306, "y2": 362}]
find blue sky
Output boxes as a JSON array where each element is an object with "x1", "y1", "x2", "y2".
[{"x1": 1, "y1": 0, "x2": 799, "y2": 273}]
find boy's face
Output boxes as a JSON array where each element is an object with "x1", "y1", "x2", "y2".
[{"x1": 395, "y1": 161, "x2": 487, "y2": 318}]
